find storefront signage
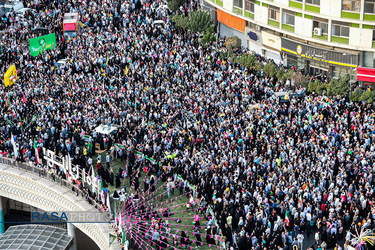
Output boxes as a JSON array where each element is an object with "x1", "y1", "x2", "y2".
[
  {"x1": 281, "y1": 37, "x2": 358, "y2": 67},
  {"x1": 262, "y1": 31, "x2": 281, "y2": 51}
]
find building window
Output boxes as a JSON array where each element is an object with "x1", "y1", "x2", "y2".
[
  {"x1": 246, "y1": 21, "x2": 257, "y2": 29},
  {"x1": 234, "y1": 0, "x2": 243, "y2": 8},
  {"x1": 332, "y1": 23, "x2": 350, "y2": 37},
  {"x1": 365, "y1": 0, "x2": 375, "y2": 14},
  {"x1": 306, "y1": 0, "x2": 320, "y2": 5},
  {"x1": 342, "y1": 0, "x2": 361, "y2": 12},
  {"x1": 313, "y1": 19, "x2": 328, "y2": 34},
  {"x1": 282, "y1": 12, "x2": 295, "y2": 26},
  {"x1": 245, "y1": 0, "x2": 254, "y2": 13},
  {"x1": 269, "y1": 6, "x2": 280, "y2": 21}
]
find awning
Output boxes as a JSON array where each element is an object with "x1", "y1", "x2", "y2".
[
  {"x1": 264, "y1": 48, "x2": 282, "y2": 65},
  {"x1": 357, "y1": 67, "x2": 375, "y2": 82}
]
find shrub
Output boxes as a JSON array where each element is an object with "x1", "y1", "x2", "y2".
[{"x1": 225, "y1": 36, "x2": 241, "y2": 50}]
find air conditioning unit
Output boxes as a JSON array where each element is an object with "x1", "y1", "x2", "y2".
[
  {"x1": 256, "y1": 25, "x2": 261, "y2": 31},
  {"x1": 313, "y1": 27, "x2": 322, "y2": 36}
]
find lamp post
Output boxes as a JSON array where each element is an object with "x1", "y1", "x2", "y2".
[
  {"x1": 201, "y1": 1, "x2": 220, "y2": 49},
  {"x1": 343, "y1": 53, "x2": 353, "y2": 96}
]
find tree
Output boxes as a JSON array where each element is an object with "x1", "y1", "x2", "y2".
[
  {"x1": 186, "y1": 10, "x2": 213, "y2": 33},
  {"x1": 225, "y1": 36, "x2": 241, "y2": 50},
  {"x1": 349, "y1": 88, "x2": 362, "y2": 102},
  {"x1": 172, "y1": 14, "x2": 189, "y2": 30},
  {"x1": 168, "y1": 0, "x2": 186, "y2": 13},
  {"x1": 359, "y1": 90, "x2": 375, "y2": 103},
  {"x1": 200, "y1": 25, "x2": 216, "y2": 47},
  {"x1": 263, "y1": 63, "x2": 278, "y2": 78}
]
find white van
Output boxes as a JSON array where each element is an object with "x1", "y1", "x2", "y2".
[{"x1": 4, "y1": 2, "x2": 24, "y2": 13}]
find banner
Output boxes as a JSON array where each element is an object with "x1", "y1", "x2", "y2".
[
  {"x1": 4, "y1": 65, "x2": 17, "y2": 87},
  {"x1": 261, "y1": 31, "x2": 281, "y2": 51},
  {"x1": 109, "y1": 233, "x2": 116, "y2": 245},
  {"x1": 29, "y1": 33, "x2": 57, "y2": 57}
]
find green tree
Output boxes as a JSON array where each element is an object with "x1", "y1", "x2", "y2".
[
  {"x1": 168, "y1": 0, "x2": 186, "y2": 12},
  {"x1": 254, "y1": 62, "x2": 263, "y2": 72},
  {"x1": 359, "y1": 90, "x2": 375, "y2": 103},
  {"x1": 186, "y1": 10, "x2": 213, "y2": 32},
  {"x1": 335, "y1": 74, "x2": 350, "y2": 96},
  {"x1": 281, "y1": 69, "x2": 293, "y2": 83},
  {"x1": 172, "y1": 14, "x2": 189, "y2": 30},
  {"x1": 349, "y1": 88, "x2": 362, "y2": 102},
  {"x1": 201, "y1": 25, "x2": 216, "y2": 47},
  {"x1": 308, "y1": 79, "x2": 320, "y2": 94},
  {"x1": 225, "y1": 36, "x2": 241, "y2": 50},
  {"x1": 263, "y1": 63, "x2": 278, "y2": 78}
]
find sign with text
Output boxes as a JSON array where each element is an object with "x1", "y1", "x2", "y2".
[{"x1": 29, "y1": 33, "x2": 57, "y2": 57}]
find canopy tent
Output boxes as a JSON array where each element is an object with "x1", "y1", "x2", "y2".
[{"x1": 94, "y1": 124, "x2": 119, "y2": 135}]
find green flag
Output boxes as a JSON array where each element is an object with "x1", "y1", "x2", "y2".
[
  {"x1": 100, "y1": 180, "x2": 104, "y2": 191},
  {"x1": 6, "y1": 118, "x2": 13, "y2": 126},
  {"x1": 277, "y1": 156, "x2": 281, "y2": 167},
  {"x1": 31, "y1": 113, "x2": 38, "y2": 124},
  {"x1": 310, "y1": 114, "x2": 313, "y2": 121},
  {"x1": 114, "y1": 201, "x2": 116, "y2": 221},
  {"x1": 122, "y1": 230, "x2": 125, "y2": 245},
  {"x1": 109, "y1": 233, "x2": 116, "y2": 246}
]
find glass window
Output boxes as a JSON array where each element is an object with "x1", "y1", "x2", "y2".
[
  {"x1": 306, "y1": 0, "x2": 320, "y2": 5},
  {"x1": 332, "y1": 24, "x2": 350, "y2": 37},
  {"x1": 269, "y1": 7, "x2": 280, "y2": 21},
  {"x1": 245, "y1": 0, "x2": 255, "y2": 13},
  {"x1": 365, "y1": 0, "x2": 375, "y2": 14},
  {"x1": 313, "y1": 21, "x2": 328, "y2": 34},
  {"x1": 282, "y1": 13, "x2": 295, "y2": 26},
  {"x1": 234, "y1": 0, "x2": 243, "y2": 8},
  {"x1": 342, "y1": 0, "x2": 361, "y2": 12}
]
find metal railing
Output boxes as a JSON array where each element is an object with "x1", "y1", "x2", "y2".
[{"x1": 0, "y1": 157, "x2": 104, "y2": 214}]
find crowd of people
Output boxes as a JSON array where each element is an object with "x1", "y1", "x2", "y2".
[{"x1": 1, "y1": 0, "x2": 375, "y2": 249}]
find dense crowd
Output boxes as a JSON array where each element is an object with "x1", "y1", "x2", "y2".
[{"x1": 1, "y1": 0, "x2": 375, "y2": 249}]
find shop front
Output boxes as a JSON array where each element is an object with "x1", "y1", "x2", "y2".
[
  {"x1": 245, "y1": 28, "x2": 263, "y2": 55},
  {"x1": 261, "y1": 31, "x2": 282, "y2": 65},
  {"x1": 357, "y1": 67, "x2": 375, "y2": 89},
  {"x1": 281, "y1": 38, "x2": 359, "y2": 79}
]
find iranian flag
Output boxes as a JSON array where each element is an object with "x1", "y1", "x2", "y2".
[{"x1": 9, "y1": 75, "x2": 16, "y2": 82}]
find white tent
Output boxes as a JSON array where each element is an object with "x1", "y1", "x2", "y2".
[{"x1": 94, "y1": 124, "x2": 118, "y2": 135}]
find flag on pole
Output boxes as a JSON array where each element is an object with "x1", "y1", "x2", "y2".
[
  {"x1": 5, "y1": 94, "x2": 10, "y2": 107},
  {"x1": 122, "y1": 230, "x2": 126, "y2": 245},
  {"x1": 125, "y1": 66, "x2": 129, "y2": 75},
  {"x1": 106, "y1": 192, "x2": 111, "y2": 213},
  {"x1": 10, "y1": 134, "x2": 18, "y2": 159},
  {"x1": 119, "y1": 213, "x2": 122, "y2": 233},
  {"x1": 35, "y1": 148, "x2": 40, "y2": 164},
  {"x1": 31, "y1": 113, "x2": 38, "y2": 124},
  {"x1": 109, "y1": 234, "x2": 116, "y2": 246},
  {"x1": 114, "y1": 201, "x2": 116, "y2": 221},
  {"x1": 22, "y1": 92, "x2": 27, "y2": 103}
]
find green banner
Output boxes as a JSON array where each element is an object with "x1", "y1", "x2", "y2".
[
  {"x1": 29, "y1": 33, "x2": 57, "y2": 57},
  {"x1": 109, "y1": 233, "x2": 116, "y2": 245}
]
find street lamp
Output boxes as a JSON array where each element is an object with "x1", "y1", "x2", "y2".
[
  {"x1": 343, "y1": 53, "x2": 354, "y2": 96},
  {"x1": 201, "y1": 1, "x2": 220, "y2": 49}
]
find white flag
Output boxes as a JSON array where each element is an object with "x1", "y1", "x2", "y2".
[
  {"x1": 107, "y1": 192, "x2": 111, "y2": 214},
  {"x1": 11, "y1": 134, "x2": 18, "y2": 159}
]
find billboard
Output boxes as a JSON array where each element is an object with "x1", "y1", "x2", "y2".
[
  {"x1": 4, "y1": 65, "x2": 17, "y2": 87},
  {"x1": 29, "y1": 33, "x2": 56, "y2": 57}
]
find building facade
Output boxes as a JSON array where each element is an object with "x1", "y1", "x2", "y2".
[{"x1": 202, "y1": 0, "x2": 375, "y2": 85}]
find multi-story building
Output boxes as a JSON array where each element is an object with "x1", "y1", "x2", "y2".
[{"x1": 202, "y1": 0, "x2": 375, "y2": 86}]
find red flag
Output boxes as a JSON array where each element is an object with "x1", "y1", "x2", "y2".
[{"x1": 22, "y1": 92, "x2": 27, "y2": 103}]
